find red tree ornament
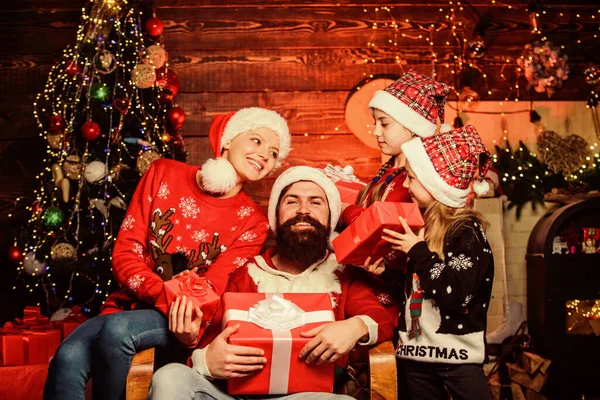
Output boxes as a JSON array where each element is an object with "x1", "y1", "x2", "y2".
[
  {"x1": 155, "y1": 67, "x2": 180, "y2": 101},
  {"x1": 8, "y1": 245, "x2": 23, "y2": 263},
  {"x1": 145, "y1": 17, "x2": 164, "y2": 37},
  {"x1": 167, "y1": 107, "x2": 186, "y2": 129},
  {"x1": 66, "y1": 61, "x2": 80, "y2": 76},
  {"x1": 81, "y1": 121, "x2": 101, "y2": 141},
  {"x1": 49, "y1": 115, "x2": 66, "y2": 132}
]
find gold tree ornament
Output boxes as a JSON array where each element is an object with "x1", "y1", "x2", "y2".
[
  {"x1": 47, "y1": 132, "x2": 64, "y2": 150},
  {"x1": 137, "y1": 149, "x2": 161, "y2": 175},
  {"x1": 537, "y1": 131, "x2": 590, "y2": 176},
  {"x1": 51, "y1": 242, "x2": 77, "y2": 262},
  {"x1": 63, "y1": 153, "x2": 83, "y2": 180}
]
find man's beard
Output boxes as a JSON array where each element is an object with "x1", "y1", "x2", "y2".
[{"x1": 276, "y1": 215, "x2": 330, "y2": 266}]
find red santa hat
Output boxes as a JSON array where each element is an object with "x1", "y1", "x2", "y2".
[
  {"x1": 401, "y1": 125, "x2": 492, "y2": 208},
  {"x1": 200, "y1": 107, "x2": 291, "y2": 194},
  {"x1": 368, "y1": 69, "x2": 451, "y2": 137},
  {"x1": 268, "y1": 166, "x2": 341, "y2": 238}
]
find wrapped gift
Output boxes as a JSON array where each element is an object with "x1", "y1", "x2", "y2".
[
  {"x1": 22, "y1": 332, "x2": 49, "y2": 365},
  {"x1": 319, "y1": 164, "x2": 366, "y2": 204},
  {"x1": 155, "y1": 274, "x2": 220, "y2": 322},
  {"x1": 332, "y1": 201, "x2": 424, "y2": 265},
  {"x1": 0, "y1": 333, "x2": 25, "y2": 366},
  {"x1": 27, "y1": 327, "x2": 62, "y2": 360},
  {"x1": 223, "y1": 293, "x2": 336, "y2": 395},
  {"x1": 53, "y1": 306, "x2": 87, "y2": 340}
]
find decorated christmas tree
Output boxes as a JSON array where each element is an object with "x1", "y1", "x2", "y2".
[{"x1": 8, "y1": 0, "x2": 187, "y2": 316}]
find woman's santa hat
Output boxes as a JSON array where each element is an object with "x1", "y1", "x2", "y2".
[
  {"x1": 267, "y1": 166, "x2": 341, "y2": 239},
  {"x1": 200, "y1": 107, "x2": 291, "y2": 194},
  {"x1": 401, "y1": 125, "x2": 492, "y2": 208},
  {"x1": 368, "y1": 69, "x2": 451, "y2": 137}
]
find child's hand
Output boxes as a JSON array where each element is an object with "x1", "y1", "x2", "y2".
[
  {"x1": 382, "y1": 217, "x2": 425, "y2": 254},
  {"x1": 361, "y1": 256, "x2": 386, "y2": 276}
]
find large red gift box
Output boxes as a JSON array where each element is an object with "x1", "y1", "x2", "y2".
[
  {"x1": 0, "y1": 333, "x2": 25, "y2": 366},
  {"x1": 319, "y1": 164, "x2": 366, "y2": 204},
  {"x1": 155, "y1": 274, "x2": 220, "y2": 322},
  {"x1": 223, "y1": 293, "x2": 336, "y2": 395},
  {"x1": 332, "y1": 201, "x2": 424, "y2": 265}
]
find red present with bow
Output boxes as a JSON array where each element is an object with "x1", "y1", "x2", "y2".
[
  {"x1": 53, "y1": 306, "x2": 87, "y2": 340},
  {"x1": 223, "y1": 293, "x2": 336, "y2": 395},
  {"x1": 155, "y1": 274, "x2": 220, "y2": 323},
  {"x1": 332, "y1": 201, "x2": 424, "y2": 265},
  {"x1": 319, "y1": 164, "x2": 366, "y2": 204}
]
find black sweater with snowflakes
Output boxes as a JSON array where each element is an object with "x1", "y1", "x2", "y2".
[{"x1": 380, "y1": 219, "x2": 494, "y2": 364}]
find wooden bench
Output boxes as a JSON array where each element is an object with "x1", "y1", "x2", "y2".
[{"x1": 125, "y1": 341, "x2": 398, "y2": 400}]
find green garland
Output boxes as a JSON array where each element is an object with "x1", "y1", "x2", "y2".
[{"x1": 492, "y1": 140, "x2": 600, "y2": 218}]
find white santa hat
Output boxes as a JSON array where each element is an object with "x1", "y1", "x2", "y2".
[
  {"x1": 268, "y1": 166, "x2": 341, "y2": 238},
  {"x1": 200, "y1": 107, "x2": 291, "y2": 194}
]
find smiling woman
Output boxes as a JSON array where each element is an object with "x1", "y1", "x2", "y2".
[{"x1": 44, "y1": 107, "x2": 293, "y2": 400}]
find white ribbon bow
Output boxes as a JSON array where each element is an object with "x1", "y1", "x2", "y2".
[
  {"x1": 322, "y1": 164, "x2": 362, "y2": 183},
  {"x1": 249, "y1": 295, "x2": 306, "y2": 331}
]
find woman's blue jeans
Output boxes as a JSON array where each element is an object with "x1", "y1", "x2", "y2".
[{"x1": 43, "y1": 309, "x2": 186, "y2": 400}]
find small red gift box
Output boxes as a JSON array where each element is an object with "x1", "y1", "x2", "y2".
[
  {"x1": 22, "y1": 332, "x2": 49, "y2": 365},
  {"x1": 332, "y1": 201, "x2": 424, "y2": 265},
  {"x1": 155, "y1": 274, "x2": 220, "y2": 322},
  {"x1": 223, "y1": 293, "x2": 336, "y2": 395},
  {"x1": 0, "y1": 334, "x2": 25, "y2": 366},
  {"x1": 319, "y1": 164, "x2": 366, "y2": 204},
  {"x1": 28, "y1": 327, "x2": 62, "y2": 360}
]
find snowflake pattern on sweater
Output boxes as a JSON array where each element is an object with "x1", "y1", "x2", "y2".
[
  {"x1": 102, "y1": 159, "x2": 269, "y2": 315},
  {"x1": 380, "y1": 220, "x2": 494, "y2": 365}
]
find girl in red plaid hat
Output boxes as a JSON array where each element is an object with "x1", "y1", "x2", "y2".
[
  {"x1": 360, "y1": 125, "x2": 494, "y2": 400},
  {"x1": 340, "y1": 70, "x2": 450, "y2": 320},
  {"x1": 45, "y1": 108, "x2": 291, "y2": 400}
]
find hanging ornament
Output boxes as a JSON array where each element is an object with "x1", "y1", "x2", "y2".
[
  {"x1": 32, "y1": 202, "x2": 43, "y2": 215},
  {"x1": 467, "y1": 36, "x2": 486, "y2": 59},
  {"x1": 528, "y1": 2, "x2": 542, "y2": 34},
  {"x1": 84, "y1": 160, "x2": 108, "y2": 184},
  {"x1": 81, "y1": 121, "x2": 101, "y2": 141},
  {"x1": 161, "y1": 132, "x2": 172, "y2": 143},
  {"x1": 141, "y1": 45, "x2": 167, "y2": 69},
  {"x1": 51, "y1": 242, "x2": 77, "y2": 263},
  {"x1": 537, "y1": 131, "x2": 589, "y2": 175},
  {"x1": 65, "y1": 61, "x2": 81, "y2": 77},
  {"x1": 47, "y1": 131, "x2": 65, "y2": 150},
  {"x1": 131, "y1": 64, "x2": 156, "y2": 89},
  {"x1": 41, "y1": 206, "x2": 65, "y2": 230},
  {"x1": 113, "y1": 98, "x2": 130, "y2": 114},
  {"x1": 145, "y1": 17, "x2": 164, "y2": 37},
  {"x1": 588, "y1": 94, "x2": 600, "y2": 140},
  {"x1": 49, "y1": 115, "x2": 66, "y2": 132},
  {"x1": 167, "y1": 106, "x2": 186, "y2": 129},
  {"x1": 63, "y1": 153, "x2": 82, "y2": 180},
  {"x1": 584, "y1": 64, "x2": 600, "y2": 86},
  {"x1": 8, "y1": 245, "x2": 23, "y2": 263},
  {"x1": 51, "y1": 163, "x2": 70, "y2": 202},
  {"x1": 458, "y1": 86, "x2": 480, "y2": 111},
  {"x1": 156, "y1": 67, "x2": 180, "y2": 101},
  {"x1": 23, "y1": 252, "x2": 47, "y2": 277},
  {"x1": 91, "y1": 82, "x2": 110, "y2": 103},
  {"x1": 93, "y1": 49, "x2": 117, "y2": 75},
  {"x1": 137, "y1": 149, "x2": 161, "y2": 175}
]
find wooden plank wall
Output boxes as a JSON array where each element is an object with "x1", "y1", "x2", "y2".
[{"x1": 1, "y1": 0, "x2": 599, "y2": 219}]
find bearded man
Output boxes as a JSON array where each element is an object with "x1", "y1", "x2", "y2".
[{"x1": 149, "y1": 166, "x2": 394, "y2": 400}]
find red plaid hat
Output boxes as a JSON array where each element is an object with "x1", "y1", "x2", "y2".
[
  {"x1": 368, "y1": 70, "x2": 450, "y2": 137},
  {"x1": 401, "y1": 125, "x2": 492, "y2": 208}
]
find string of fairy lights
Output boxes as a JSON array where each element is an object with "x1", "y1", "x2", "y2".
[
  {"x1": 8, "y1": 0, "x2": 186, "y2": 314},
  {"x1": 567, "y1": 299, "x2": 600, "y2": 325}
]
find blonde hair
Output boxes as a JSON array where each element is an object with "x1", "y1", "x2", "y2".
[
  {"x1": 423, "y1": 202, "x2": 489, "y2": 259},
  {"x1": 355, "y1": 157, "x2": 405, "y2": 207}
]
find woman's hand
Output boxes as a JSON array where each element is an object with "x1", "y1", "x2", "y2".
[
  {"x1": 382, "y1": 217, "x2": 425, "y2": 254},
  {"x1": 360, "y1": 256, "x2": 386, "y2": 276},
  {"x1": 168, "y1": 295, "x2": 203, "y2": 346}
]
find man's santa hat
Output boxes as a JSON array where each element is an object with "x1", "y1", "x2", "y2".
[
  {"x1": 268, "y1": 166, "x2": 341, "y2": 238},
  {"x1": 200, "y1": 107, "x2": 291, "y2": 194},
  {"x1": 401, "y1": 125, "x2": 492, "y2": 208},
  {"x1": 368, "y1": 69, "x2": 451, "y2": 137}
]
